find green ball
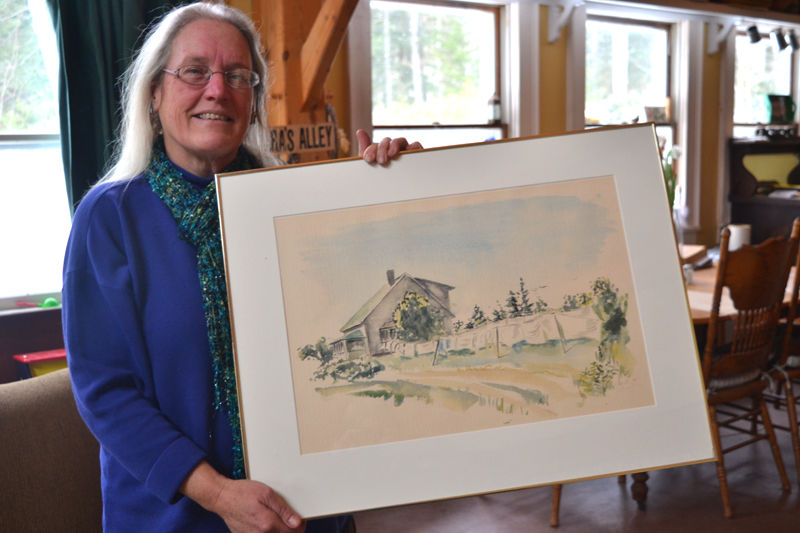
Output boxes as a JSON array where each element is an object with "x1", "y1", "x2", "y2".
[{"x1": 40, "y1": 298, "x2": 61, "y2": 308}]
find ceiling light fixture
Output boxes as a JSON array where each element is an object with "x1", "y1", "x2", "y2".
[
  {"x1": 747, "y1": 25, "x2": 761, "y2": 44},
  {"x1": 788, "y1": 29, "x2": 800, "y2": 51},
  {"x1": 772, "y1": 28, "x2": 789, "y2": 51}
]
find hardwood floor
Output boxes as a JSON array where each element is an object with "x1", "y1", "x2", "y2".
[{"x1": 353, "y1": 398, "x2": 800, "y2": 532}]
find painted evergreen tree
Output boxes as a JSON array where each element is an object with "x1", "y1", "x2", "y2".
[
  {"x1": 465, "y1": 305, "x2": 487, "y2": 330},
  {"x1": 505, "y1": 290, "x2": 522, "y2": 318},
  {"x1": 491, "y1": 300, "x2": 507, "y2": 322},
  {"x1": 519, "y1": 278, "x2": 534, "y2": 316}
]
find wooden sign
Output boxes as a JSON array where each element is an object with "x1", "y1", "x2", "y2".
[{"x1": 270, "y1": 123, "x2": 336, "y2": 154}]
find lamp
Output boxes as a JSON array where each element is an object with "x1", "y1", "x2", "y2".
[
  {"x1": 772, "y1": 28, "x2": 789, "y2": 51},
  {"x1": 747, "y1": 25, "x2": 761, "y2": 44},
  {"x1": 788, "y1": 29, "x2": 800, "y2": 51}
]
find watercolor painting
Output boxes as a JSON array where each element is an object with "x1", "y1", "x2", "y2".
[{"x1": 274, "y1": 175, "x2": 655, "y2": 455}]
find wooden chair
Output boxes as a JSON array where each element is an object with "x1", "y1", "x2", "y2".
[
  {"x1": 771, "y1": 219, "x2": 800, "y2": 483},
  {"x1": 702, "y1": 220, "x2": 799, "y2": 518}
]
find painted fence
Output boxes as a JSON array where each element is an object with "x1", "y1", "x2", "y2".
[{"x1": 385, "y1": 306, "x2": 603, "y2": 359}]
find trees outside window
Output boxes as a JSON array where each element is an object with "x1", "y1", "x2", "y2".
[
  {"x1": 1, "y1": 0, "x2": 58, "y2": 133},
  {"x1": 0, "y1": 0, "x2": 71, "y2": 306},
  {"x1": 585, "y1": 17, "x2": 675, "y2": 153},
  {"x1": 370, "y1": 0, "x2": 502, "y2": 148}
]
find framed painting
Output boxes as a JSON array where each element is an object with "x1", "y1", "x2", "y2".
[{"x1": 217, "y1": 125, "x2": 714, "y2": 518}]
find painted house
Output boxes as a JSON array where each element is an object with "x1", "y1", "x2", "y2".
[{"x1": 332, "y1": 270, "x2": 455, "y2": 359}]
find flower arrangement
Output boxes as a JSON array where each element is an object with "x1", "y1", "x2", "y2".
[{"x1": 661, "y1": 144, "x2": 681, "y2": 212}]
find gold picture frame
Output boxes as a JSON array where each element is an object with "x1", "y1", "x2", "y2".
[{"x1": 217, "y1": 125, "x2": 714, "y2": 518}]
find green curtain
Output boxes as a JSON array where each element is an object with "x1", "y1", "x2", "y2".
[{"x1": 46, "y1": 0, "x2": 187, "y2": 214}]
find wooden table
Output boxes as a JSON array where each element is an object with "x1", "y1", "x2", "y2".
[
  {"x1": 686, "y1": 266, "x2": 732, "y2": 324},
  {"x1": 679, "y1": 244, "x2": 707, "y2": 265},
  {"x1": 686, "y1": 264, "x2": 797, "y2": 324}
]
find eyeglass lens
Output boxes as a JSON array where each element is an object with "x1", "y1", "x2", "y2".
[{"x1": 173, "y1": 66, "x2": 259, "y2": 88}]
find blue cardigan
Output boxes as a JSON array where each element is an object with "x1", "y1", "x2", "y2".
[{"x1": 63, "y1": 166, "x2": 346, "y2": 532}]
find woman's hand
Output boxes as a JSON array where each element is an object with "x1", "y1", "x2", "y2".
[
  {"x1": 357, "y1": 129, "x2": 422, "y2": 166},
  {"x1": 181, "y1": 461, "x2": 305, "y2": 533}
]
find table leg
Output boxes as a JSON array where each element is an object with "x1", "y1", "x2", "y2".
[
  {"x1": 550, "y1": 484, "x2": 562, "y2": 527},
  {"x1": 631, "y1": 472, "x2": 649, "y2": 510}
]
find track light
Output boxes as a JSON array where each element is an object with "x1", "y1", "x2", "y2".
[
  {"x1": 772, "y1": 28, "x2": 789, "y2": 51},
  {"x1": 747, "y1": 25, "x2": 761, "y2": 44},
  {"x1": 788, "y1": 29, "x2": 800, "y2": 51}
]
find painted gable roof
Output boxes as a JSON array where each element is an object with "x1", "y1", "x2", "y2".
[
  {"x1": 340, "y1": 283, "x2": 393, "y2": 332},
  {"x1": 340, "y1": 273, "x2": 454, "y2": 332}
]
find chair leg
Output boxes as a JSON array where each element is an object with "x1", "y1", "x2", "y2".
[
  {"x1": 773, "y1": 383, "x2": 786, "y2": 409},
  {"x1": 550, "y1": 484, "x2": 562, "y2": 527},
  {"x1": 709, "y1": 405, "x2": 734, "y2": 518},
  {"x1": 785, "y1": 380, "x2": 800, "y2": 483},
  {"x1": 760, "y1": 394, "x2": 792, "y2": 491}
]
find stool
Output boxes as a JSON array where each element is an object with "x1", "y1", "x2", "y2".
[{"x1": 13, "y1": 348, "x2": 67, "y2": 380}]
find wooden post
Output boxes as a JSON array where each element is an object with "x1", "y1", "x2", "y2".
[
  {"x1": 495, "y1": 327, "x2": 501, "y2": 358},
  {"x1": 431, "y1": 337, "x2": 440, "y2": 366},
  {"x1": 249, "y1": 0, "x2": 358, "y2": 163},
  {"x1": 299, "y1": 0, "x2": 360, "y2": 112}
]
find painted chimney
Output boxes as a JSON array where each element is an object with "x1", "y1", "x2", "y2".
[{"x1": 387, "y1": 269, "x2": 395, "y2": 285}]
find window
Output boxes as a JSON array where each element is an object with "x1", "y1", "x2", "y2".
[
  {"x1": 370, "y1": 0, "x2": 502, "y2": 148},
  {"x1": 585, "y1": 17, "x2": 675, "y2": 152},
  {"x1": 0, "y1": 0, "x2": 70, "y2": 307},
  {"x1": 733, "y1": 30, "x2": 794, "y2": 138}
]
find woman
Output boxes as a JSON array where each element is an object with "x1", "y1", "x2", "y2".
[{"x1": 62, "y1": 3, "x2": 420, "y2": 532}]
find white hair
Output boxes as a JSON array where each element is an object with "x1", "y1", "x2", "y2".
[{"x1": 98, "y1": 1, "x2": 279, "y2": 185}]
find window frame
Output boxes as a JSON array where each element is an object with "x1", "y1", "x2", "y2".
[
  {"x1": 584, "y1": 15, "x2": 673, "y2": 129},
  {"x1": 732, "y1": 28, "x2": 797, "y2": 133},
  {"x1": 569, "y1": 4, "x2": 706, "y2": 239},
  {"x1": 0, "y1": 132, "x2": 67, "y2": 309},
  {"x1": 369, "y1": 0, "x2": 506, "y2": 142},
  {"x1": 0, "y1": 0, "x2": 68, "y2": 310},
  {"x1": 583, "y1": 14, "x2": 678, "y2": 172}
]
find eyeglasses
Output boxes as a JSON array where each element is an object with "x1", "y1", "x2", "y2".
[{"x1": 162, "y1": 65, "x2": 260, "y2": 89}]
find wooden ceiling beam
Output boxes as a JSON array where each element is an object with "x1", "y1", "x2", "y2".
[
  {"x1": 239, "y1": 0, "x2": 356, "y2": 161},
  {"x1": 299, "y1": 0, "x2": 360, "y2": 112}
]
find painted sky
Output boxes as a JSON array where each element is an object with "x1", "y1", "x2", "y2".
[{"x1": 276, "y1": 180, "x2": 624, "y2": 345}]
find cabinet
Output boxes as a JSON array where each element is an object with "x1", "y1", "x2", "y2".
[{"x1": 728, "y1": 138, "x2": 800, "y2": 244}]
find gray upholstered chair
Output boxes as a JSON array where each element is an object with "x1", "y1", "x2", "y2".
[{"x1": 0, "y1": 368, "x2": 102, "y2": 532}]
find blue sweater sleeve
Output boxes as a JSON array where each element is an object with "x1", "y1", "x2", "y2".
[{"x1": 63, "y1": 184, "x2": 207, "y2": 504}]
